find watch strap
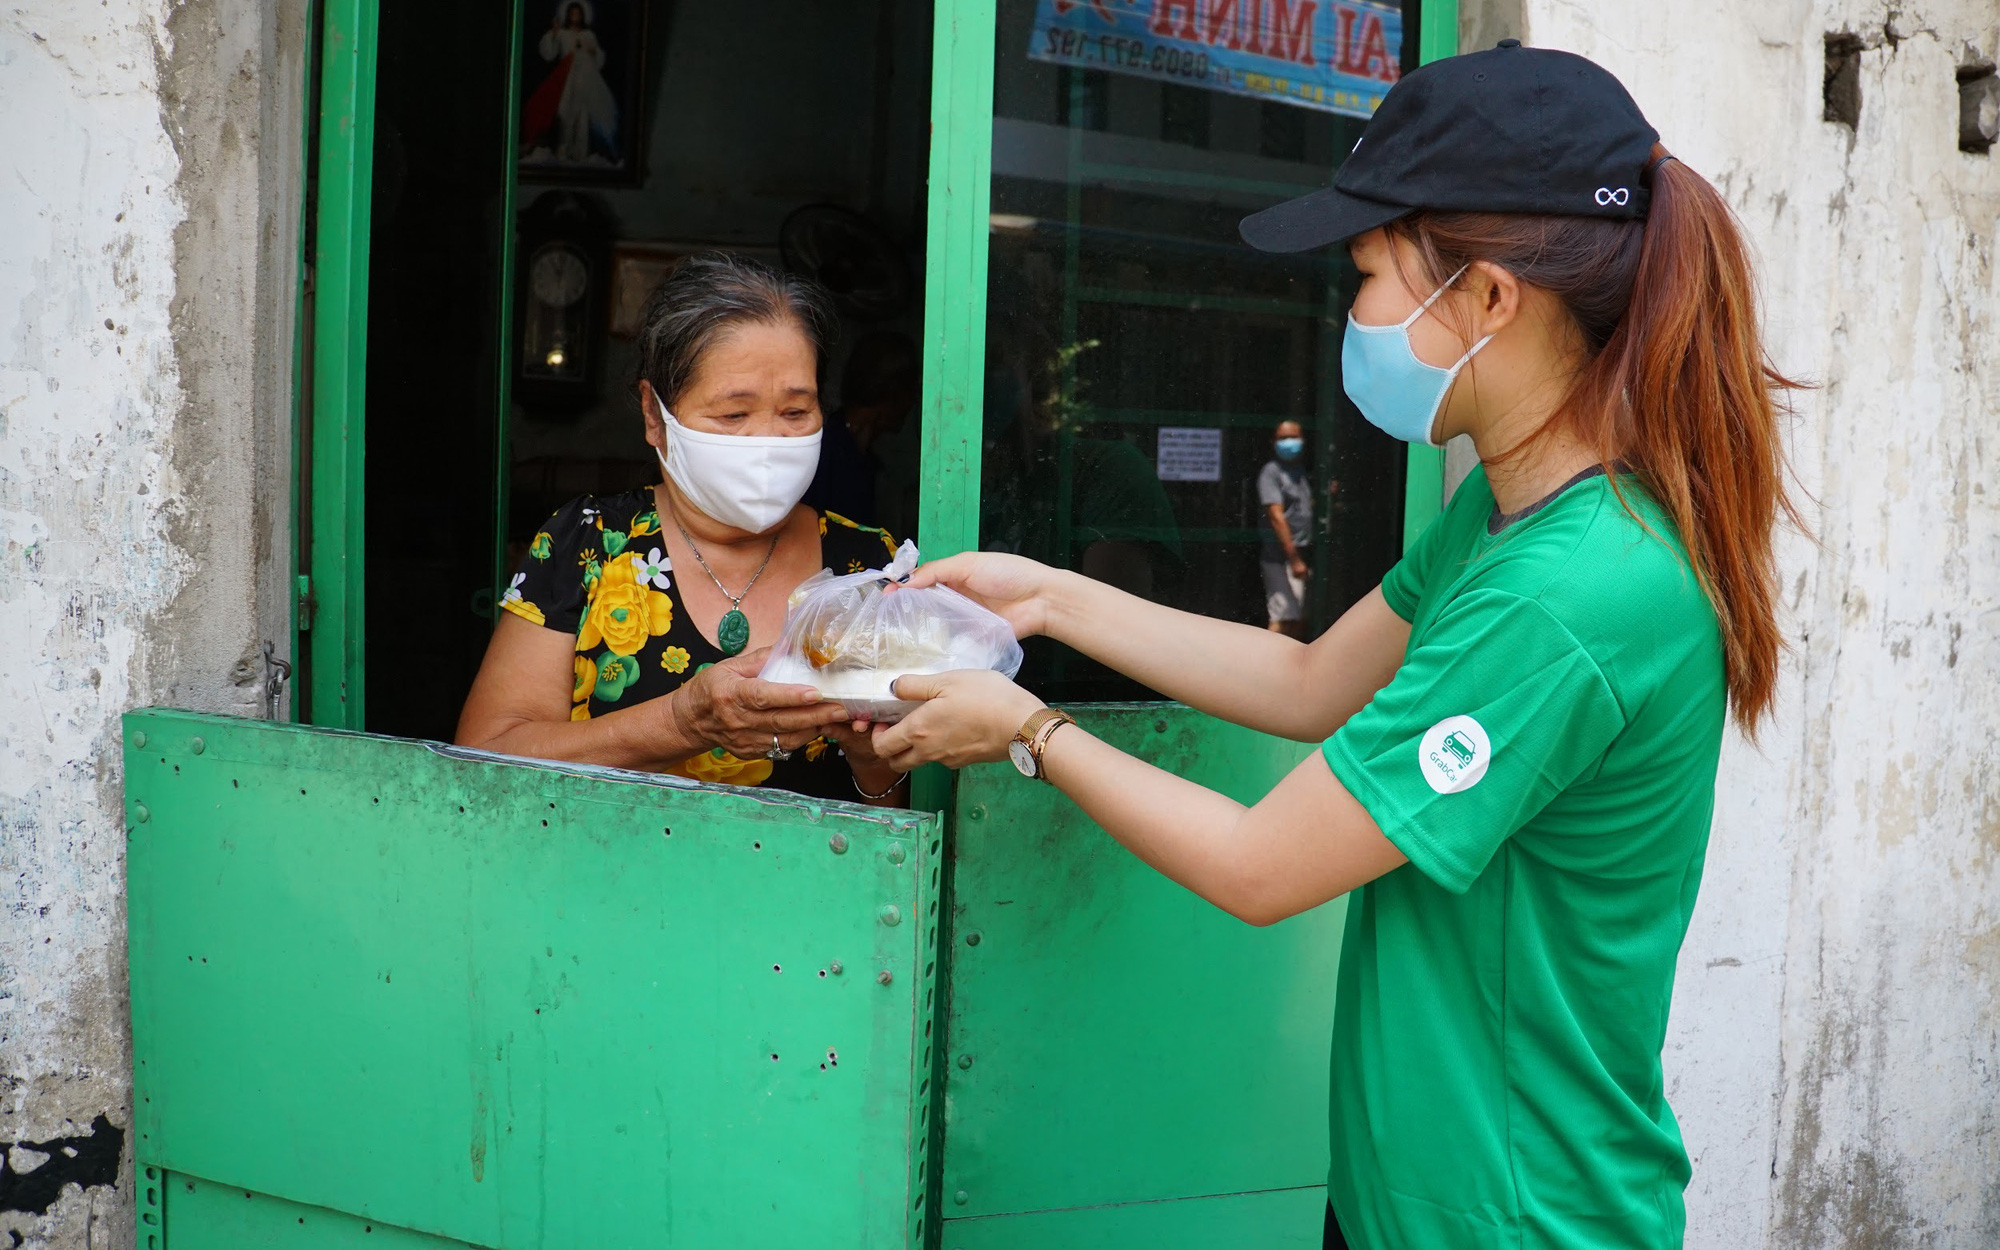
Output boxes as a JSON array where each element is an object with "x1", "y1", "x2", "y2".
[{"x1": 1016, "y1": 708, "x2": 1076, "y2": 779}]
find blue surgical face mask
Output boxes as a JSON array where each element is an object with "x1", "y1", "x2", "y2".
[
  {"x1": 1341, "y1": 265, "x2": 1493, "y2": 446},
  {"x1": 1274, "y1": 436, "x2": 1304, "y2": 461}
]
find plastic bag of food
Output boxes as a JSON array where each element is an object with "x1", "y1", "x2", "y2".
[{"x1": 760, "y1": 541, "x2": 1023, "y2": 723}]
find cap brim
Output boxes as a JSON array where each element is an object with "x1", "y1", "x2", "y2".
[{"x1": 1239, "y1": 185, "x2": 1412, "y2": 253}]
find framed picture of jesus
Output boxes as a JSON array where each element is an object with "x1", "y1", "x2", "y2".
[{"x1": 518, "y1": 0, "x2": 650, "y2": 185}]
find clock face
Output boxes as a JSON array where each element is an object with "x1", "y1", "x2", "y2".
[
  {"x1": 1009, "y1": 739, "x2": 1038, "y2": 778},
  {"x1": 530, "y1": 245, "x2": 589, "y2": 308}
]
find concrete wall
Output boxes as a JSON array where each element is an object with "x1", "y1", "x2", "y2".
[
  {"x1": 0, "y1": 1, "x2": 305, "y2": 1245},
  {"x1": 1489, "y1": 1, "x2": 2000, "y2": 1245}
]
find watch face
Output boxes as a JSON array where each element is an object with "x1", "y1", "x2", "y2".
[
  {"x1": 1008, "y1": 739, "x2": 1037, "y2": 778},
  {"x1": 530, "y1": 245, "x2": 589, "y2": 308}
]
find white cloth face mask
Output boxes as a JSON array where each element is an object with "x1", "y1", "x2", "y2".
[{"x1": 656, "y1": 406, "x2": 823, "y2": 535}]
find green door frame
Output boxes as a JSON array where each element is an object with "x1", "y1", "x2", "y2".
[
  {"x1": 298, "y1": 0, "x2": 1456, "y2": 729},
  {"x1": 1402, "y1": 0, "x2": 1458, "y2": 548},
  {"x1": 299, "y1": 0, "x2": 523, "y2": 730},
  {"x1": 303, "y1": 0, "x2": 378, "y2": 728}
]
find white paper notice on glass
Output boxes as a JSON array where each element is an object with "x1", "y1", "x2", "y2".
[{"x1": 1156, "y1": 427, "x2": 1222, "y2": 482}]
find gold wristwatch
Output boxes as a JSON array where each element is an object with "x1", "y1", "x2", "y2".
[{"x1": 1009, "y1": 708, "x2": 1076, "y2": 781}]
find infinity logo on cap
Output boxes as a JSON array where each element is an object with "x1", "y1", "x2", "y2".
[{"x1": 1595, "y1": 187, "x2": 1631, "y2": 206}]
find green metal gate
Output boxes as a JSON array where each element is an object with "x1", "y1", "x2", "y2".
[{"x1": 127, "y1": 709, "x2": 943, "y2": 1248}]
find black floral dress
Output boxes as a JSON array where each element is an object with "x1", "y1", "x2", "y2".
[{"x1": 500, "y1": 487, "x2": 899, "y2": 798}]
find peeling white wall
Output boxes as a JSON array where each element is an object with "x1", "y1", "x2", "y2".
[
  {"x1": 0, "y1": 2, "x2": 303, "y2": 1246},
  {"x1": 1504, "y1": 1, "x2": 2000, "y2": 1245},
  {"x1": 0, "y1": 6, "x2": 187, "y2": 1245}
]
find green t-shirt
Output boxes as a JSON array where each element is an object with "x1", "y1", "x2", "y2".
[{"x1": 1320, "y1": 465, "x2": 1725, "y2": 1250}]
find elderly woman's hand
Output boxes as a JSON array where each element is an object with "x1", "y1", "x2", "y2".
[
  {"x1": 666, "y1": 650, "x2": 849, "y2": 761},
  {"x1": 869, "y1": 670, "x2": 1046, "y2": 772},
  {"x1": 826, "y1": 718, "x2": 905, "y2": 800}
]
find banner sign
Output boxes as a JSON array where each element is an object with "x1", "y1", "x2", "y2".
[{"x1": 1027, "y1": 0, "x2": 1402, "y2": 120}]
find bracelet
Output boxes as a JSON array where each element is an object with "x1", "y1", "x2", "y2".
[{"x1": 852, "y1": 770, "x2": 906, "y2": 802}]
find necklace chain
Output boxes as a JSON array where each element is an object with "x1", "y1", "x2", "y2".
[{"x1": 671, "y1": 512, "x2": 780, "y2": 609}]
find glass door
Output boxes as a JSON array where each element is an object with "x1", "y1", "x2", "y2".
[{"x1": 931, "y1": 3, "x2": 1454, "y2": 1245}]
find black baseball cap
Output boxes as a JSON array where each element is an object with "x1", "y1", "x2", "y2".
[{"x1": 1240, "y1": 40, "x2": 1661, "y2": 253}]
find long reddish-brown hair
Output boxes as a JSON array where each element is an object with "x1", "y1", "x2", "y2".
[{"x1": 1386, "y1": 145, "x2": 1803, "y2": 734}]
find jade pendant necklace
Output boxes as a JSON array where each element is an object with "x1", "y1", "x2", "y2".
[{"x1": 671, "y1": 512, "x2": 780, "y2": 657}]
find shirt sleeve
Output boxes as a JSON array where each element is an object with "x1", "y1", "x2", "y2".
[
  {"x1": 500, "y1": 497, "x2": 594, "y2": 635},
  {"x1": 1256, "y1": 462, "x2": 1285, "y2": 508},
  {"x1": 1322, "y1": 589, "x2": 1625, "y2": 894}
]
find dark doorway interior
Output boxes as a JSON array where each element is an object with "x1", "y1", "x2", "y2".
[
  {"x1": 360, "y1": 0, "x2": 514, "y2": 742},
  {"x1": 360, "y1": 1, "x2": 935, "y2": 741}
]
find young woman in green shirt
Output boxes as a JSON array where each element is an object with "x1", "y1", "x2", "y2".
[{"x1": 870, "y1": 42, "x2": 1798, "y2": 1250}]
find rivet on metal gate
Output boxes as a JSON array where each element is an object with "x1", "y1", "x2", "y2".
[
  {"x1": 133, "y1": 804, "x2": 150, "y2": 825},
  {"x1": 828, "y1": 960, "x2": 843, "y2": 976},
  {"x1": 189, "y1": 737, "x2": 205, "y2": 755},
  {"x1": 956, "y1": 1054, "x2": 974, "y2": 1070},
  {"x1": 878, "y1": 905, "x2": 902, "y2": 927},
  {"x1": 876, "y1": 969, "x2": 893, "y2": 985},
  {"x1": 132, "y1": 731, "x2": 147, "y2": 748},
  {"x1": 885, "y1": 843, "x2": 906, "y2": 865},
  {"x1": 967, "y1": 805, "x2": 986, "y2": 821},
  {"x1": 964, "y1": 931, "x2": 982, "y2": 947},
  {"x1": 1155, "y1": 718, "x2": 1169, "y2": 733},
  {"x1": 954, "y1": 1190, "x2": 970, "y2": 1206},
  {"x1": 828, "y1": 832, "x2": 849, "y2": 855}
]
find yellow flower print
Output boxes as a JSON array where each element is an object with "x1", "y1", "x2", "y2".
[
  {"x1": 846, "y1": 559, "x2": 866, "y2": 574},
  {"x1": 578, "y1": 553, "x2": 674, "y2": 656},
  {"x1": 670, "y1": 747, "x2": 773, "y2": 787},
  {"x1": 529, "y1": 531, "x2": 554, "y2": 560},
  {"x1": 500, "y1": 571, "x2": 546, "y2": 625},
  {"x1": 572, "y1": 655, "x2": 596, "y2": 701},
  {"x1": 661, "y1": 646, "x2": 691, "y2": 675},
  {"x1": 629, "y1": 510, "x2": 661, "y2": 539},
  {"x1": 818, "y1": 514, "x2": 829, "y2": 536},
  {"x1": 570, "y1": 701, "x2": 591, "y2": 722},
  {"x1": 804, "y1": 736, "x2": 830, "y2": 762}
]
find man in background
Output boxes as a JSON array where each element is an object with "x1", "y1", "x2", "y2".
[{"x1": 1257, "y1": 420, "x2": 1319, "y2": 637}]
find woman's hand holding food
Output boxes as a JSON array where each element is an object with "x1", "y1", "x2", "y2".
[
  {"x1": 826, "y1": 718, "x2": 904, "y2": 799},
  {"x1": 899, "y1": 552, "x2": 1061, "y2": 641},
  {"x1": 664, "y1": 650, "x2": 849, "y2": 760},
  {"x1": 869, "y1": 670, "x2": 1046, "y2": 772}
]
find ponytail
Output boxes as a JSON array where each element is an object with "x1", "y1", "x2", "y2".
[
  {"x1": 1595, "y1": 147, "x2": 1803, "y2": 734},
  {"x1": 1390, "y1": 145, "x2": 1804, "y2": 735}
]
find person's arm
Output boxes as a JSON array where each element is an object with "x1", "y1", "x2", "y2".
[
  {"x1": 455, "y1": 616, "x2": 846, "y2": 770},
  {"x1": 1266, "y1": 503, "x2": 1309, "y2": 578},
  {"x1": 870, "y1": 670, "x2": 1406, "y2": 924},
  {"x1": 826, "y1": 721, "x2": 908, "y2": 808},
  {"x1": 902, "y1": 555, "x2": 1409, "y2": 742}
]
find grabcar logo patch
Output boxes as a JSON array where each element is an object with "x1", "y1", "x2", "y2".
[{"x1": 1419, "y1": 715, "x2": 1491, "y2": 794}]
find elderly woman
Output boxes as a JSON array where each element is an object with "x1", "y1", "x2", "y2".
[{"x1": 457, "y1": 253, "x2": 905, "y2": 804}]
